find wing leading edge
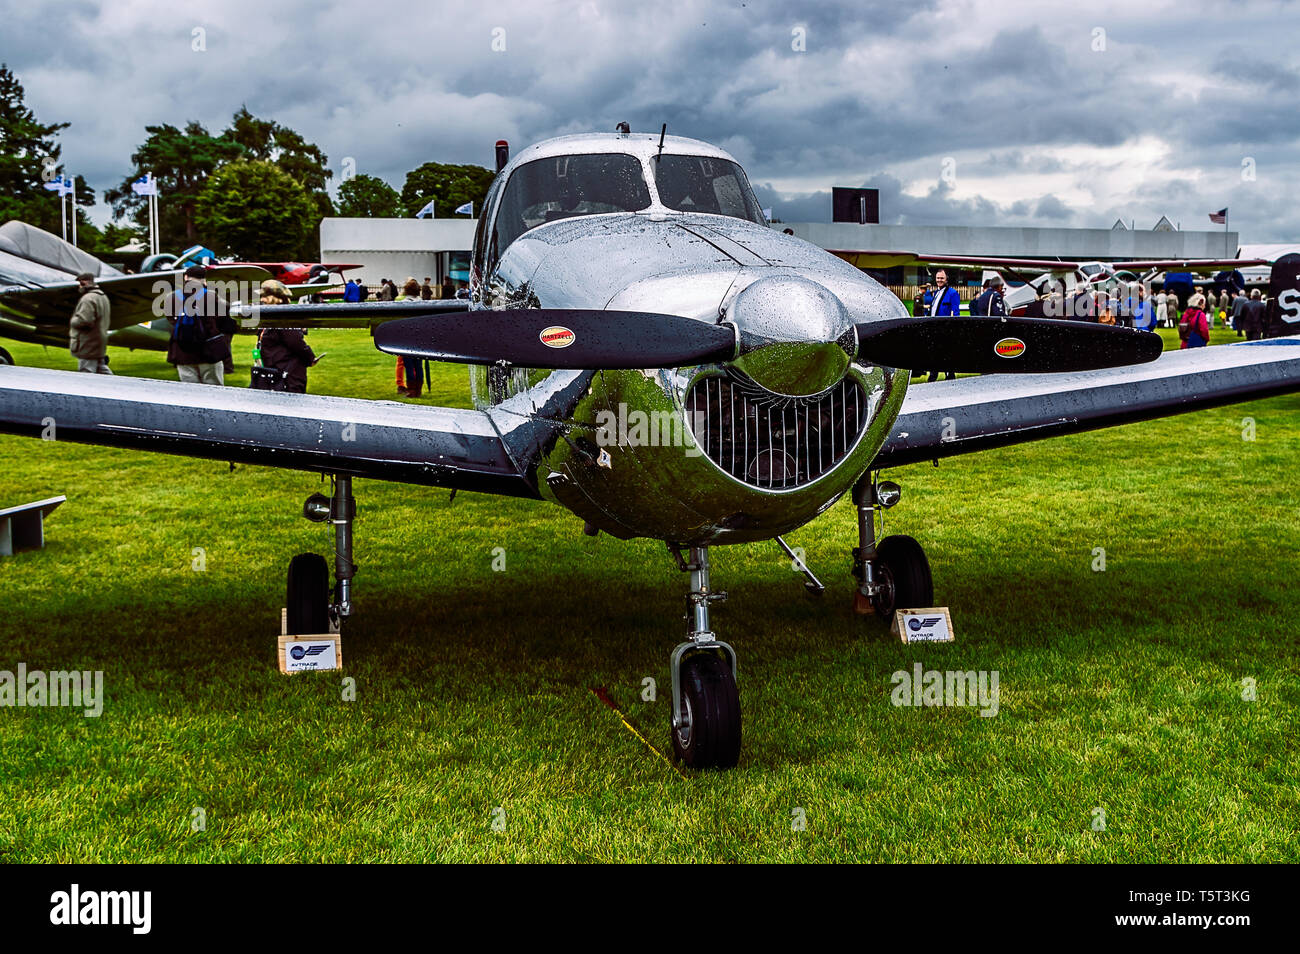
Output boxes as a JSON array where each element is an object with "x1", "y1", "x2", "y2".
[
  {"x1": 0, "y1": 366, "x2": 540, "y2": 499},
  {"x1": 874, "y1": 338, "x2": 1300, "y2": 468}
]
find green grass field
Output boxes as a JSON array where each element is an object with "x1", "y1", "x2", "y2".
[{"x1": 1, "y1": 325, "x2": 1296, "y2": 862}]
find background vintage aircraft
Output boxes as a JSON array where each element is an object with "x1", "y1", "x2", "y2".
[
  {"x1": 3, "y1": 130, "x2": 1300, "y2": 770},
  {"x1": 0, "y1": 220, "x2": 269, "y2": 363},
  {"x1": 143, "y1": 243, "x2": 362, "y2": 287},
  {"x1": 831, "y1": 247, "x2": 1270, "y2": 313}
]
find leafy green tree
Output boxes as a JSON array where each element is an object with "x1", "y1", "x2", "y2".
[
  {"x1": 0, "y1": 64, "x2": 70, "y2": 234},
  {"x1": 195, "y1": 160, "x2": 316, "y2": 260},
  {"x1": 337, "y1": 173, "x2": 403, "y2": 217},
  {"x1": 105, "y1": 121, "x2": 243, "y2": 249},
  {"x1": 401, "y1": 162, "x2": 494, "y2": 218},
  {"x1": 223, "y1": 106, "x2": 332, "y2": 193}
]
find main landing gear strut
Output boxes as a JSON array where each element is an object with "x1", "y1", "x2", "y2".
[
  {"x1": 287, "y1": 473, "x2": 357, "y2": 635},
  {"x1": 851, "y1": 473, "x2": 933, "y2": 623},
  {"x1": 667, "y1": 545, "x2": 741, "y2": 769}
]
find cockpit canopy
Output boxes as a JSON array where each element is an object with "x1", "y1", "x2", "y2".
[
  {"x1": 490, "y1": 150, "x2": 766, "y2": 255},
  {"x1": 653, "y1": 155, "x2": 767, "y2": 224}
]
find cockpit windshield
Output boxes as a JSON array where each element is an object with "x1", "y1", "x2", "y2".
[
  {"x1": 653, "y1": 154, "x2": 767, "y2": 225},
  {"x1": 494, "y1": 153, "x2": 652, "y2": 252}
]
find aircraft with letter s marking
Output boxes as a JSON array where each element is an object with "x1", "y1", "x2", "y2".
[{"x1": 4, "y1": 126, "x2": 1300, "y2": 769}]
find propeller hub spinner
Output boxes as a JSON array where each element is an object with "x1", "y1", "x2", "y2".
[{"x1": 725, "y1": 276, "x2": 855, "y2": 397}]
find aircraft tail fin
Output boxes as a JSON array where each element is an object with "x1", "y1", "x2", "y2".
[{"x1": 1265, "y1": 253, "x2": 1300, "y2": 337}]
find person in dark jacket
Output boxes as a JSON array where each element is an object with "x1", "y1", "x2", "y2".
[
  {"x1": 441, "y1": 275, "x2": 455, "y2": 300},
  {"x1": 165, "y1": 265, "x2": 229, "y2": 385},
  {"x1": 1229, "y1": 289, "x2": 1246, "y2": 336},
  {"x1": 1241, "y1": 288, "x2": 1266, "y2": 340},
  {"x1": 255, "y1": 280, "x2": 316, "y2": 393},
  {"x1": 970, "y1": 274, "x2": 1007, "y2": 317},
  {"x1": 69, "y1": 272, "x2": 113, "y2": 373},
  {"x1": 421, "y1": 277, "x2": 435, "y2": 300}
]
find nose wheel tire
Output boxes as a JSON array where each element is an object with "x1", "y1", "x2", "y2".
[
  {"x1": 671, "y1": 652, "x2": 741, "y2": 769},
  {"x1": 0, "y1": 347, "x2": 13, "y2": 366},
  {"x1": 868, "y1": 534, "x2": 933, "y2": 623},
  {"x1": 287, "y1": 552, "x2": 330, "y2": 634}
]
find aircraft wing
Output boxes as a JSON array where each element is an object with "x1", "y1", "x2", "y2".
[
  {"x1": 0, "y1": 265, "x2": 271, "y2": 330},
  {"x1": 233, "y1": 300, "x2": 471, "y2": 330},
  {"x1": 286, "y1": 283, "x2": 343, "y2": 300},
  {"x1": 829, "y1": 251, "x2": 1272, "y2": 278},
  {"x1": 830, "y1": 250, "x2": 1079, "y2": 273},
  {"x1": 240, "y1": 263, "x2": 364, "y2": 273},
  {"x1": 874, "y1": 338, "x2": 1300, "y2": 468},
  {"x1": 0, "y1": 365, "x2": 539, "y2": 499},
  {"x1": 1110, "y1": 258, "x2": 1269, "y2": 274}
]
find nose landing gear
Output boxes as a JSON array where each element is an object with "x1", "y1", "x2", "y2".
[
  {"x1": 851, "y1": 474, "x2": 933, "y2": 623},
  {"x1": 667, "y1": 545, "x2": 741, "y2": 769},
  {"x1": 288, "y1": 474, "x2": 357, "y2": 635}
]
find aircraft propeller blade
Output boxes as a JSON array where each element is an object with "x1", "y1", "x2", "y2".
[
  {"x1": 853, "y1": 316, "x2": 1164, "y2": 374},
  {"x1": 373, "y1": 308, "x2": 738, "y2": 369}
]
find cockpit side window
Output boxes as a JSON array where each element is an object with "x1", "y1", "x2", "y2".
[
  {"x1": 472, "y1": 175, "x2": 501, "y2": 288},
  {"x1": 653, "y1": 155, "x2": 767, "y2": 225},
  {"x1": 492, "y1": 153, "x2": 652, "y2": 255}
]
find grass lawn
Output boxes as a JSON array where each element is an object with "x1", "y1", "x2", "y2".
[{"x1": 0, "y1": 326, "x2": 1296, "y2": 862}]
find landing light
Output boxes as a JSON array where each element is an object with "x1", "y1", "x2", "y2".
[
  {"x1": 303, "y1": 493, "x2": 331, "y2": 522},
  {"x1": 877, "y1": 481, "x2": 902, "y2": 508}
]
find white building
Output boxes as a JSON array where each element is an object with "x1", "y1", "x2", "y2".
[{"x1": 319, "y1": 218, "x2": 476, "y2": 288}]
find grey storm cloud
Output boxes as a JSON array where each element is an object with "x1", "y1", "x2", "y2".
[{"x1": 3, "y1": 0, "x2": 1300, "y2": 241}]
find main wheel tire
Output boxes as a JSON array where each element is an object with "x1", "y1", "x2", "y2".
[
  {"x1": 0, "y1": 347, "x2": 13, "y2": 366},
  {"x1": 671, "y1": 652, "x2": 741, "y2": 769},
  {"x1": 869, "y1": 534, "x2": 933, "y2": 623},
  {"x1": 287, "y1": 552, "x2": 330, "y2": 634}
]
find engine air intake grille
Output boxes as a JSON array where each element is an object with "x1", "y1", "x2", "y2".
[{"x1": 685, "y1": 373, "x2": 867, "y2": 489}]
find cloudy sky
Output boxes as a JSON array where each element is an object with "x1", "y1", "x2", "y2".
[{"x1": 4, "y1": 0, "x2": 1299, "y2": 239}]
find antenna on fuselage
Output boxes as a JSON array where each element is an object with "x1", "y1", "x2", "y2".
[{"x1": 656, "y1": 123, "x2": 666, "y2": 163}]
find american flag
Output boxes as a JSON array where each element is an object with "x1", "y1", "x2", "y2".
[{"x1": 1209, "y1": 208, "x2": 1227, "y2": 224}]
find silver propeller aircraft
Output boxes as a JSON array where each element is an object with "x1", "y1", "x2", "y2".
[{"x1": 4, "y1": 128, "x2": 1300, "y2": 769}]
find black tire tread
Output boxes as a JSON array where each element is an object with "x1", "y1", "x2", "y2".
[
  {"x1": 287, "y1": 552, "x2": 330, "y2": 635},
  {"x1": 672, "y1": 652, "x2": 741, "y2": 769},
  {"x1": 872, "y1": 534, "x2": 933, "y2": 620}
]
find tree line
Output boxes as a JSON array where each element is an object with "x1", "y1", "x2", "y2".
[{"x1": 0, "y1": 64, "x2": 495, "y2": 262}]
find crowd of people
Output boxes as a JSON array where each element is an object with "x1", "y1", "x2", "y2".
[
  {"x1": 65, "y1": 268, "x2": 477, "y2": 398},
  {"x1": 910, "y1": 273, "x2": 1273, "y2": 343},
  {"x1": 342, "y1": 275, "x2": 469, "y2": 302}
]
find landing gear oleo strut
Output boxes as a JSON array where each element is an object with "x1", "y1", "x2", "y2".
[
  {"x1": 290, "y1": 473, "x2": 357, "y2": 635},
  {"x1": 852, "y1": 473, "x2": 933, "y2": 624},
  {"x1": 667, "y1": 544, "x2": 740, "y2": 769}
]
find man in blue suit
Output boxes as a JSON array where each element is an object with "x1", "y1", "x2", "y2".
[{"x1": 926, "y1": 270, "x2": 961, "y2": 382}]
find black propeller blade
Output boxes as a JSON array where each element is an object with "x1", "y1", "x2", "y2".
[
  {"x1": 373, "y1": 308, "x2": 738, "y2": 369},
  {"x1": 854, "y1": 316, "x2": 1164, "y2": 374}
]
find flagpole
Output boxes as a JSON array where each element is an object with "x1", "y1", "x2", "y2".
[
  {"x1": 61, "y1": 190, "x2": 67, "y2": 241},
  {"x1": 70, "y1": 176, "x2": 77, "y2": 248}
]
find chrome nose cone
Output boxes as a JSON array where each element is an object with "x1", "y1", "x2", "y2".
[{"x1": 725, "y1": 276, "x2": 855, "y2": 396}]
